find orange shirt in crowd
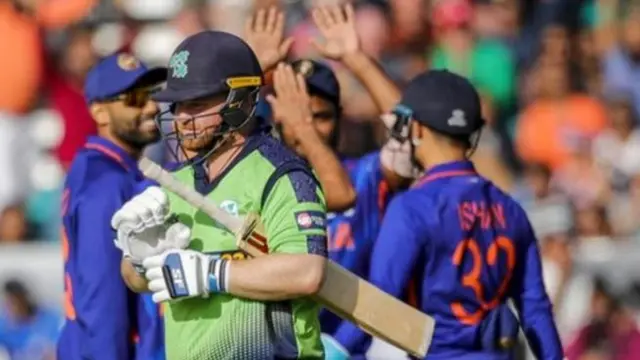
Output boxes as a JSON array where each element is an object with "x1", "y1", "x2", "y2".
[
  {"x1": 0, "y1": 0, "x2": 96, "y2": 115},
  {"x1": 516, "y1": 95, "x2": 607, "y2": 170}
]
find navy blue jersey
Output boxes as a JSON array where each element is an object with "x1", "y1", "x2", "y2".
[
  {"x1": 339, "y1": 160, "x2": 563, "y2": 360},
  {"x1": 57, "y1": 136, "x2": 164, "y2": 360},
  {"x1": 320, "y1": 152, "x2": 391, "y2": 354}
]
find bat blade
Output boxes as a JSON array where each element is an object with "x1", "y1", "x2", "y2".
[{"x1": 139, "y1": 157, "x2": 435, "y2": 357}]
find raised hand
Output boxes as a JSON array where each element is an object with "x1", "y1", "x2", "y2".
[
  {"x1": 310, "y1": 3, "x2": 360, "y2": 60},
  {"x1": 244, "y1": 6, "x2": 294, "y2": 72},
  {"x1": 265, "y1": 63, "x2": 314, "y2": 132}
]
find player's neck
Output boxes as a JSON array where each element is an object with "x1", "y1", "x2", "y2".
[
  {"x1": 417, "y1": 147, "x2": 466, "y2": 172},
  {"x1": 204, "y1": 134, "x2": 247, "y2": 182},
  {"x1": 204, "y1": 120, "x2": 257, "y2": 181}
]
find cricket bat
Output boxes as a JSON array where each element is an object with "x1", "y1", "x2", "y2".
[{"x1": 139, "y1": 157, "x2": 435, "y2": 358}]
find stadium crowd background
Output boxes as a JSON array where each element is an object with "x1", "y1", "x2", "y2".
[{"x1": 2, "y1": 0, "x2": 640, "y2": 359}]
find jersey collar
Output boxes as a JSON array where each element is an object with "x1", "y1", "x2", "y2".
[
  {"x1": 84, "y1": 136, "x2": 141, "y2": 174},
  {"x1": 414, "y1": 160, "x2": 477, "y2": 187},
  {"x1": 193, "y1": 133, "x2": 265, "y2": 195}
]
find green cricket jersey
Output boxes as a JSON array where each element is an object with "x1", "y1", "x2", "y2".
[{"x1": 163, "y1": 134, "x2": 328, "y2": 360}]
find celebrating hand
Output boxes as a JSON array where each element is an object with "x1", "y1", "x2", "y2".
[
  {"x1": 310, "y1": 4, "x2": 360, "y2": 60},
  {"x1": 244, "y1": 6, "x2": 293, "y2": 72},
  {"x1": 265, "y1": 63, "x2": 314, "y2": 134}
]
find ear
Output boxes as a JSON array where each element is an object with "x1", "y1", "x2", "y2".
[
  {"x1": 410, "y1": 120, "x2": 423, "y2": 144},
  {"x1": 89, "y1": 103, "x2": 109, "y2": 127}
]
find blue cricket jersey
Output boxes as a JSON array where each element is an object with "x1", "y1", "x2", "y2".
[
  {"x1": 57, "y1": 136, "x2": 164, "y2": 360},
  {"x1": 339, "y1": 160, "x2": 563, "y2": 360},
  {"x1": 320, "y1": 151, "x2": 391, "y2": 355},
  {"x1": 0, "y1": 306, "x2": 61, "y2": 360}
]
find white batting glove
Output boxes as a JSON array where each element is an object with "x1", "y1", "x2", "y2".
[
  {"x1": 111, "y1": 187, "x2": 191, "y2": 271},
  {"x1": 143, "y1": 249, "x2": 230, "y2": 303},
  {"x1": 380, "y1": 114, "x2": 421, "y2": 179}
]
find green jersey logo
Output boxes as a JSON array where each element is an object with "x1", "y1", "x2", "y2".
[
  {"x1": 169, "y1": 50, "x2": 190, "y2": 78},
  {"x1": 220, "y1": 200, "x2": 239, "y2": 217}
]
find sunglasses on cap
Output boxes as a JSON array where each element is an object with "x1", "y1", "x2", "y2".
[{"x1": 103, "y1": 85, "x2": 161, "y2": 108}]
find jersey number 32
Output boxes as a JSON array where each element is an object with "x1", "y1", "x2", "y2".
[{"x1": 451, "y1": 235, "x2": 515, "y2": 325}]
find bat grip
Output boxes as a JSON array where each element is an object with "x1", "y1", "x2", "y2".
[{"x1": 139, "y1": 158, "x2": 241, "y2": 233}]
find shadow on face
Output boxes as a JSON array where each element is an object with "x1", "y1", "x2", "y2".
[
  {"x1": 92, "y1": 85, "x2": 163, "y2": 149},
  {"x1": 172, "y1": 94, "x2": 228, "y2": 152}
]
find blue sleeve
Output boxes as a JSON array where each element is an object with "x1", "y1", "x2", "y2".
[
  {"x1": 510, "y1": 214, "x2": 563, "y2": 360},
  {"x1": 333, "y1": 194, "x2": 423, "y2": 354},
  {"x1": 369, "y1": 194, "x2": 422, "y2": 297},
  {"x1": 75, "y1": 176, "x2": 133, "y2": 360}
]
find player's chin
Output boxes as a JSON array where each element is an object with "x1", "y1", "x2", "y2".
[
  {"x1": 180, "y1": 133, "x2": 215, "y2": 152},
  {"x1": 138, "y1": 126, "x2": 161, "y2": 143}
]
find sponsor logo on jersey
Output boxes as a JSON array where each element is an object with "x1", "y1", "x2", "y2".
[
  {"x1": 220, "y1": 200, "x2": 239, "y2": 217},
  {"x1": 294, "y1": 210, "x2": 326, "y2": 231}
]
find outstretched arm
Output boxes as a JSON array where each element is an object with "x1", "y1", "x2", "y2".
[
  {"x1": 311, "y1": 4, "x2": 413, "y2": 189},
  {"x1": 244, "y1": 6, "x2": 293, "y2": 73},
  {"x1": 311, "y1": 3, "x2": 401, "y2": 114},
  {"x1": 267, "y1": 63, "x2": 356, "y2": 212}
]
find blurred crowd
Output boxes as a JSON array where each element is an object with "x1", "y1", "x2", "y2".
[{"x1": 4, "y1": 0, "x2": 640, "y2": 359}]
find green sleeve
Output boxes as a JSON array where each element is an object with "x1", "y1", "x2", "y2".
[{"x1": 261, "y1": 171, "x2": 328, "y2": 256}]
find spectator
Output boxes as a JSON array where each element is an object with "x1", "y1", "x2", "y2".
[
  {"x1": 0, "y1": 279, "x2": 60, "y2": 360},
  {"x1": 573, "y1": 203, "x2": 614, "y2": 243},
  {"x1": 47, "y1": 24, "x2": 99, "y2": 170},
  {"x1": 515, "y1": 61, "x2": 607, "y2": 171},
  {"x1": 428, "y1": 0, "x2": 516, "y2": 114},
  {"x1": 513, "y1": 162, "x2": 573, "y2": 238},
  {"x1": 471, "y1": 94, "x2": 514, "y2": 192},
  {"x1": 593, "y1": 94, "x2": 640, "y2": 193},
  {"x1": 608, "y1": 173, "x2": 640, "y2": 237},
  {"x1": 603, "y1": 6, "x2": 640, "y2": 118},
  {"x1": 0, "y1": 0, "x2": 97, "y2": 116},
  {"x1": 0, "y1": 205, "x2": 27, "y2": 243},
  {"x1": 539, "y1": 232, "x2": 593, "y2": 343},
  {"x1": 553, "y1": 136, "x2": 610, "y2": 208},
  {"x1": 565, "y1": 278, "x2": 640, "y2": 360}
]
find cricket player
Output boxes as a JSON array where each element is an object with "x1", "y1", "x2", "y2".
[
  {"x1": 338, "y1": 70, "x2": 565, "y2": 359},
  {"x1": 263, "y1": 4, "x2": 416, "y2": 358},
  {"x1": 57, "y1": 53, "x2": 169, "y2": 360},
  {"x1": 112, "y1": 30, "x2": 328, "y2": 360}
]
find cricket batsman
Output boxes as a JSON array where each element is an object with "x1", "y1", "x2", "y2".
[
  {"x1": 335, "y1": 70, "x2": 565, "y2": 359},
  {"x1": 57, "y1": 53, "x2": 169, "y2": 360},
  {"x1": 111, "y1": 30, "x2": 329, "y2": 360},
  {"x1": 263, "y1": 4, "x2": 416, "y2": 358}
]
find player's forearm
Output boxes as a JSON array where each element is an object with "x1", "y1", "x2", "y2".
[
  {"x1": 226, "y1": 253, "x2": 326, "y2": 301},
  {"x1": 342, "y1": 51, "x2": 401, "y2": 113},
  {"x1": 121, "y1": 258, "x2": 149, "y2": 293},
  {"x1": 297, "y1": 128, "x2": 356, "y2": 212}
]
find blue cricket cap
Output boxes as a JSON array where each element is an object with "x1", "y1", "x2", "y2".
[
  {"x1": 291, "y1": 59, "x2": 340, "y2": 107},
  {"x1": 153, "y1": 30, "x2": 263, "y2": 103},
  {"x1": 400, "y1": 70, "x2": 484, "y2": 136},
  {"x1": 84, "y1": 53, "x2": 167, "y2": 104}
]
